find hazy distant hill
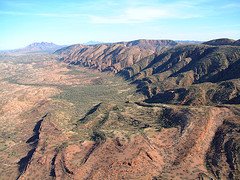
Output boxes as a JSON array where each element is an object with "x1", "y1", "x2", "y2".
[
  {"x1": 176, "y1": 40, "x2": 202, "y2": 44},
  {"x1": 83, "y1": 41, "x2": 104, "y2": 45},
  {"x1": 23, "y1": 42, "x2": 65, "y2": 52},
  {"x1": 3, "y1": 42, "x2": 66, "y2": 54}
]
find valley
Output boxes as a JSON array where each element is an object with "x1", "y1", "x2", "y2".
[
  {"x1": 1, "y1": 0, "x2": 240, "y2": 179},
  {"x1": 0, "y1": 39, "x2": 240, "y2": 180}
]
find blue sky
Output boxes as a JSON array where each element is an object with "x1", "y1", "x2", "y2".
[{"x1": 0, "y1": 0, "x2": 240, "y2": 49}]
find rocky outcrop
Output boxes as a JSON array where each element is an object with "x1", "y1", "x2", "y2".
[{"x1": 17, "y1": 113, "x2": 48, "y2": 179}]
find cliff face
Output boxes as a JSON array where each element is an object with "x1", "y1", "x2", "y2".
[{"x1": 55, "y1": 39, "x2": 177, "y2": 72}]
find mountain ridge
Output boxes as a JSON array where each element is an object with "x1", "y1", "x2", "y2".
[
  {"x1": 118, "y1": 43, "x2": 240, "y2": 106},
  {"x1": 55, "y1": 39, "x2": 178, "y2": 72},
  {"x1": 203, "y1": 38, "x2": 240, "y2": 46}
]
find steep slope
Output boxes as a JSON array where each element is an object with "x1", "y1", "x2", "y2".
[
  {"x1": 206, "y1": 109, "x2": 240, "y2": 180},
  {"x1": 233, "y1": 39, "x2": 240, "y2": 46},
  {"x1": 119, "y1": 44, "x2": 240, "y2": 105},
  {"x1": 55, "y1": 39, "x2": 177, "y2": 72},
  {"x1": 125, "y1": 39, "x2": 177, "y2": 50}
]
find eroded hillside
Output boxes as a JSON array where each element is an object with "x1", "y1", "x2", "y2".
[{"x1": 119, "y1": 44, "x2": 240, "y2": 106}]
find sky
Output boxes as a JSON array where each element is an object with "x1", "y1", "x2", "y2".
[{"x1": 0, "y1": 0, "x2": 240, "y2": 50}]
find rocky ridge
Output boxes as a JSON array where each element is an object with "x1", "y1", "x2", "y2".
[
  {"x1": 119, "y1": 43, "x2": 240, "y2": 106},
  {"x1": 203, "y1": 38, "x2": 240, "y2": 46}
]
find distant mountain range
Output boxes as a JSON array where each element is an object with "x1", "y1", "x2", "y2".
[
  {"x1": 3, "y1": 38, "x2": 239, "y2": 55},
  {"x1": 175, "y1": 40, "x2": 202, "y2": 44},
  {"x1": 23, "y1": 42, "x2": 65, "y2": 52}
]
